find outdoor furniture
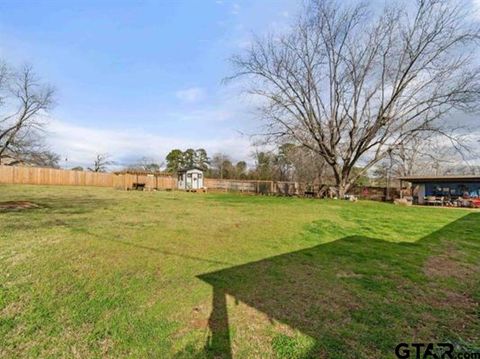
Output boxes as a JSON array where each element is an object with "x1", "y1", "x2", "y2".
[
  {"x1": 132, "y1": 183, "x2": 146, "y2": 191},
  {"x1": 304, "y1": 190, "x2": 315, "y2": 198},
  {"x1": 425, "y1": 196, "x2": 444, "y2": 206}
]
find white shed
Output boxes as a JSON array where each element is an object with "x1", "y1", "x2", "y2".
[{"x1": 177, "y1": 167, "x2": 204, "y2": 190}]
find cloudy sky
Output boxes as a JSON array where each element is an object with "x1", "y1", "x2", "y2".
[
  {"x1": 0, "y1": 0, "x2": 479, "y2": 169},
  {"x1": 0, "y1": 0, "x2": 299, "y2": 168}
]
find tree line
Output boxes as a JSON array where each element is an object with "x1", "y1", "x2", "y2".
[{"x1": 162, "y1": 146, "x2": 367, "y2": 184}]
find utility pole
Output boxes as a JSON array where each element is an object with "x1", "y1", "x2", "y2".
[
  {"x1": 220, "y1": 154, "x2": 224, "y2": 180},
  {"x1": 386, "y1": 149, "x2": 393, "y2": 201}
]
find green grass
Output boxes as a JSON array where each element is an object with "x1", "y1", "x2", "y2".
[{"x1": 0, "y1": 185, "x2": 479, "y2": 358}]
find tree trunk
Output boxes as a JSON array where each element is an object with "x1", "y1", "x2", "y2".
[
  {"x1": 336, "y1": 178, "x2": 351, "y2": 198},
  {"x1": 334, "y1": 166, "x2": 353, "y2": 198}
]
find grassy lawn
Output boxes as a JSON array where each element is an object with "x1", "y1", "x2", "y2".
[{"x1": 0, "y1": 185, "x2": 479, "y2": 358}]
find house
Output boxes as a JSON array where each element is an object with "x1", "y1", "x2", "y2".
[
  {"x1": 177, "y1": 167, "x2": 204, "y2": 190},
  {"x1": 399, "y1": 175, "x2": 480, "y2": 205}
]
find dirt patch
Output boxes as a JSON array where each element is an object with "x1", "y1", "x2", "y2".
[
  {"x1": 427, "y1": 289, "x2": 479, "y2": 334},
  {"x1": 0, "y1": 201, "x2": 40, "y2": 211},
  {"x1": 423, "y1": 255, "x2": 472, "y2": 280}
]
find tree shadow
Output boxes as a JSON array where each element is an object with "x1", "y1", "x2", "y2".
[{"x1": 195, "y1": 213, "x2": 480, "y2": 358}]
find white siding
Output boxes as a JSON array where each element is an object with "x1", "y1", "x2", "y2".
[{"x1": 177, "y1": 169, "x2": 204, "y2": 190}]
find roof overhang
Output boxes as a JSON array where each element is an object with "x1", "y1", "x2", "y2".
[
  {"x1": 177, "y1": 167, "x2": 204, "y2": 173},
  {"x1": 399, "y1": 175, "x2": 480, "y2": 183}
]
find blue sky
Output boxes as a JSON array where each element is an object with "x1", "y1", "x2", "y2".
[{"x1": 0, "y1": 0, "x2": 299, "y2": 168}]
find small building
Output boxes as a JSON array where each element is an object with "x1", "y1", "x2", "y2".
[
  {"x1": 399, "y1": 175, "x2": 480, "y2": 204},
  {"x1": 177, "y1": 167, "x2": 204, "y2": 190}
]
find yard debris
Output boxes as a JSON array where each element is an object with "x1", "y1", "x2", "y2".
[{"x1": 394, "y1": 198, "x2": 412, "y2": 206}]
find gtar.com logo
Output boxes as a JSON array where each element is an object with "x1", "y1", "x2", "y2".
[
  {"x1": 395, "y1": 343, "x2": 454, "y2": 359},
  {"x1": 395, "y1": 343, "x2": 480, "y2": 359}
]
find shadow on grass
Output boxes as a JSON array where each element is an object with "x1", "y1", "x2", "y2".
[{"x1": 191, "y1": 213, "x2": 480, "y2": 358}]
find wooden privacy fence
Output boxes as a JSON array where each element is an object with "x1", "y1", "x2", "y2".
[
  {"x1": 204, "y1": 179, "x2": 304, "y2": 196},
  {"x1": 0, "y1": 165, "x2": 114, "y2": 187},
  {"x1": 0, "y1": 165, "x2": 395, "y2": 200},
  {"x1": 204, "y1": 178, "x2": 274, "y2": 194},
  {"x1": 0, "y1": 165, "x2": 177, "y2": 190},
  {"x1": 112, "y1": 172, "x2": 176, "y2": 191}
]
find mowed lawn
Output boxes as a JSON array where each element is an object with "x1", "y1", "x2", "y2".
[{"x1": 0, "y1": 185, "x2": 479, "y2": 358}]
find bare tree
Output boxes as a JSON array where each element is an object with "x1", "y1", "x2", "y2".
[
  {"x1": 0, "y1": 64, "x2": 55, "y2": 165},
  {"x1": 229, "y1": 0, "x2": 480, "y2": 196},
  {"x1": 389, "y1": 134, "x2": 473, "y2": 177},
  {"x1": 126, "y1": 157, "x2": 164, "y2": 173},
  {"x1": 283, "y1": 145, "x2": 331, "y2": 184},
  {"x1": 88, "y1": 153, "x2": 113, "y2": 172},
  {"x1": 5, "y1": 133, "x2": 60, "y2": 168},
  {"x1": 210, "y1": 153, "x2": 233, "y2": 179}
]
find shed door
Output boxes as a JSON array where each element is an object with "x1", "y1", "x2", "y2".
[{"x1": 192, "y1": 173, "x2": 199, "y2": 189}]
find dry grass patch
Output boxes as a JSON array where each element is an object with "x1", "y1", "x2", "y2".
[
  {"x1": 423, "y1": 254, "x2": 473, "y2": 280},
  {"x1": 0, "y1": 200, "x2": 40, "y2": 210}
]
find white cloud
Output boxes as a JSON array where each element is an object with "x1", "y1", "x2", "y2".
[
  {"x1": 175, "y1": 87, "x2": 206, "y2": 103},
  {"x1": 468, "y1": 0, "x2": 480, "y2": 20},
  {"x1": 43, "y1": 78, "x2": 265, "y2": 170},
  {"x1": 166, "y1": 108, "x2": 233, "y2": 123},
  {"x1": 45, "y1": 118, "x2": 252, "y2": 169},
  {"x1": 231, "y1": 3, "x2": 240, "y2": 15}
]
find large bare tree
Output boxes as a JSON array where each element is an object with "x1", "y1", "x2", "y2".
[
  {"x1": 229, "y1": 0, "x2": 480, "y2": 196},
  {"x1": 0, "y1": 64, "x2": 55, "y2": 166}
]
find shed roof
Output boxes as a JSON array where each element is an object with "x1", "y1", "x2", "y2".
[
  {"x1": 399, "y1": 175, "x2": 480, "y2": 183},
  {"x1": 177, "y1": 166, "x2": 204, "y2": 173}
]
